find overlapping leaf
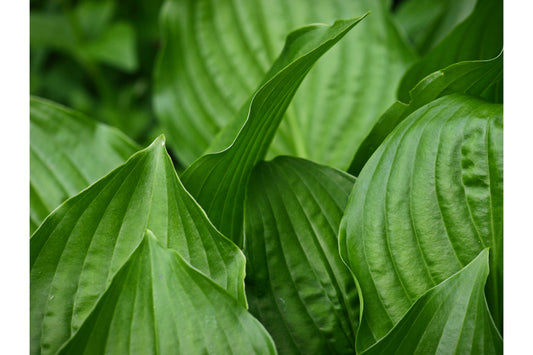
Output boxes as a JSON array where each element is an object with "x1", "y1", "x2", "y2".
[
  {"x1": 30, "y1": 97, "x2": 140, "y2": 233},
  {"x1": 339, "y1": 94, "x2": 502, "y2": 351},
  {"x1": 363, "y1": 249, "x2": 502, "y2": 354},
  {"x1": 348, "y1": 54, "x2": 502, "y2": 175},
  {"x1": 58, "y1": 231, "x2": 276, "y2": 355},
  {"x1": 30, "y1": 136, "x2": 246, "y2": 355},
  {"x1": 397, "y1": 0, "x2": 503, "y2": 101},
  {"x1": 245, "y1": 157, "x2": 358, "y2": 354},
  {"x1": 154, "y1": 0, "x2": 415, "y2": 168},
  {"x1": 181, "y1": 16, "x2": 365, "y2": 247}
]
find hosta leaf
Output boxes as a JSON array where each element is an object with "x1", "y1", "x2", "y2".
[
  {"x1": 348, "y1": 54, "x2": 502, "y2": 175},
  {"x1": 31, "y1": 136, "x2": 246, "y2": 355},
  {"x1": 58, "y1": 230, "x2": 276, "y2": 355},
  {"x1": 363, "y1": 249, "x2": 502, "y2": 354},
  {"x1": 397, "y1": 0, "x2": 503, "y2": 102},
  {"x1": 339, "y1": 94, "x2": 502, "y2": 351},
  {"x1": 245, "y1": 157, "x2": 358, "y2": 354},
  {"x1": 181, "y1": 16, "x2": 365, "y2": 247},
  {"x1": 30, "y1": 97, "x2": 140, "y2": 233},
  {"x1": 394, "y1": 0, "x2": 476, "y2": 55},
  {"x1": 154, "y1": 0, "x2": 415, "y2": 168}
]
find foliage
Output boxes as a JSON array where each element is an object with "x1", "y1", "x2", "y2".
[{"x1": 30, "y1": 0, "x2": 503, "y2": 354}]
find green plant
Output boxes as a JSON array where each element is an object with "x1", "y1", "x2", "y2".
[{"x1": 30, "y1": 0, "x2": 503, "y2": 354}]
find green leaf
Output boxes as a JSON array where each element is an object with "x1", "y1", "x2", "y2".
[
  {"x1": 181, "y1": 16, "x2": 365, "y2": 247},
  {"x1": 30, "y1": 97, "x2": 140, "y2": 233},
  {"x1": 58, "y1": 230, "x2": 276, "y2": 355},
  {"x1": 348, "y1": 54, "x2": 502, "y2": 175},
  {"x1": 339, "y1": 94, "x2": 502, "y2": 351},
  {"x1": 363, "y1": 249, "x2": 502, "y2": 354},
  {"x1": 245, "y1": 157, "x2": 358, "y2": 354},
  {"x1": 397, "y1": 0, "x2": 503, "y2": 102},
  {"x1": 30, "y1": 13, "x2": 77, "y2": 52},
  {"x1": 394, "y1": 0, "x2": 476, "y2": 55},
  {"x1": 31, "y1": 136, "x2": 246, "y2": 355},
  {"x1": 153, "y1": 0, "x2": 415, "y2": 168}
]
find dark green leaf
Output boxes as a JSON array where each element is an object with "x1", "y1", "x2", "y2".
[
  {"x1": 339, "y1": 94, "x2": 502, "y2": 351},
  {"x1": 30, "y1": 97, "x2": 140, "y2": 233},
  {"x1": 397, "y1": 0, "x2": 502, "y2": 102},
  {"x1": 181, "y1": 16, "x2": 366, "y2": 247},
  {"x1": 245, "y1": 157, "x2": 358, "y2": 354},
  {"x1": 31, "y1": 136, "x2": 246, "y2": 355},
  {"x1": 363, "y1": 249, "x2": 502, "y2": 354},
  {"x1": 58, "y1": 230, "x2": 276, "y2": 355}
]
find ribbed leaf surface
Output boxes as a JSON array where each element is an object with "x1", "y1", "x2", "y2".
[
  {"x1": 30, "y1": 97, "x2": 140, "y2": 233},
  {"x1": 339, "y1": 94, "x2": 503, "y2": 351},
  {"x1": 30, "y1": 137, "x2": 246, "y2": 355},
  {"x1": 154, "y1": 0, "x2": 415, "y2": 169},
  {"x1": 59, "y1": 231, "x2": 276, "y2": 355},
  {"x1": 363, "y1": 249, "x2": 502, "y2": 354},
  {"x1": 349, "y1": 54, "x2": 502, "y2": 175},
  {"x1": 181, "y1": 16, "x2": 365, "y2": 247},
  {"x1": 245, "y1": 157, "x2": 357, "y2": 354}
]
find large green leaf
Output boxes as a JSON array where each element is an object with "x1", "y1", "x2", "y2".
[
  {"x1": 30, "y1": 97, "x2": 140, "y2": 233},
  {"x1": 30, "y1": 136, "x2": 246, "y2": 355},
  {"x1": 363, "y1": 249, "x2": 502, "y2": 354},
  {"x1": 58, "y1": 230, "x2": 276, "y2": 355},
  {"x1": 348, "y1": 54, "x2": 502, "y2": 175},
  {"x1": 397, "y1": 0, "x2": 503, "y2": 102},
  {"x1": 181, "y1": 16, "x2": 365, "y2": 247},
  {"x1": 153, "y1": 0, "x2": 415, "y2": 168},
  {"x1": 245, "y1": 157, "x2": 358, "y2": 354},
  {"x1": 339, "y1": 94, "x2": 502, "y2": 351}
]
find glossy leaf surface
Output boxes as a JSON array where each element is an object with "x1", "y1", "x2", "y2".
[
  {"x1": 245, "y1": 157, "x2": 357, "y2": 354},
  {"x1": 154, "y1": 0, "x2": 415, "y2": 168},
  {"x1": 59, "y1": 231, "x2": 276, "y2": 355},
  {"x1": 363, "y1": 249, "x2": 502, "y2": 354},
  {"x1": 30, "y1": 97, "x2": 140, "y2": 233},
  {"x1": 181, "y1": 16, "x2": 365, "y2": 247},
  {"x1": 31, "y1": 137, "x2": 246, "y2": 355},
  {"x1": 339, "y1": 94, "x2": 503, "y2": 351}
]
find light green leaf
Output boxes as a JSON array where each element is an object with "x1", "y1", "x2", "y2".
[
  {"x1": 31, "y1": 136, "x2": 246, "y2": 355},
  {"x1": 339, "y1": 94, "x2": 502, "y2": 351},
  {"x1": 348, "y1": 54, "x2": 502, "y2": 175},
  {"x1": 181, "y1": 16, "x2": 365, "y2": 247},
  {"x1": 30, "y1": 13, "x2": 77, "y2": 52},
  {"x1": 394, "y1": 0, "x2": 476, "y2": 55},
  {"x1": 30, "y1": 97, "x2": 140, "y2": 233},
  {"x1": 363, "y1": 249, "x2": 502, "y2": 354},
  {"x1": 397, "y1": 0, "x2": 503, "y2": 102},
  {"x1": 154, "y1": 0, "x2": 415, "y2": 168},
  {"x1": 58, "y1": 230, "x2": 276, "y2": 355},
  {"x1": 245, "y1": 157, "x2": 358, "y2": 354}
]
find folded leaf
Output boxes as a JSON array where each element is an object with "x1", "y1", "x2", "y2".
[
  {"x1": 397, "y1": 0, "x2": 502, "y2": 102},
  {"x1": 30, "y1": 97, "x2": 140, "y2": 233},
  {"x1": 58, "y1": 230, "x2": 276, "y2": 355},
  {"x1": 339, "y1": 94, "x2": 502, "y2": 351},
  {"x1": 31, "y1": 136, "x2": 246, "y2": 355},
  {"x1": 363, "y1": 249, "x2": 502, "y2": 354},
  {"x1": 348, "y1": 54, "x2": 502, "y2": 175},
  {"x1": 154, "y1": 0, "x2": 415, "y2": 168},
  {"x1": 245, "y1": 157, "x2": 358, "y2": 354},
  {"x1": 181, "y1": 16, "x2": 365, "y2": 247}
]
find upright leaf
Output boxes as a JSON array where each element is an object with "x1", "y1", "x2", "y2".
[
  {"x1": 339, "y1": 94, "x2": 502, "y2": 351},
  {"x1": 181, "y1": 16, "x2": 365, "y2": 247},
  {"x1": 154, "y1": 0, "x2": 415, "y2": 168},
  {"x1": 397, "y1": 0, "x2": 503, "y2": 101},
  {"x1": 59, "y1": 231, "x2": 276, "y2": 355},
  {"x1": 30, "y1": 97, "x2": 140, "y2": 233},
  {"x1": 348, "y1": 54, "x2": 502, "y2": 175},
  {"x1": 245, "y1": 157, "x2": 358, "y2": 354},
  {"x1": 31, "y1": 136, "x2": 246, "y2": 355},
  {"x1": 363, "y1": 249, "x2": 502, "y2": 354}
]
